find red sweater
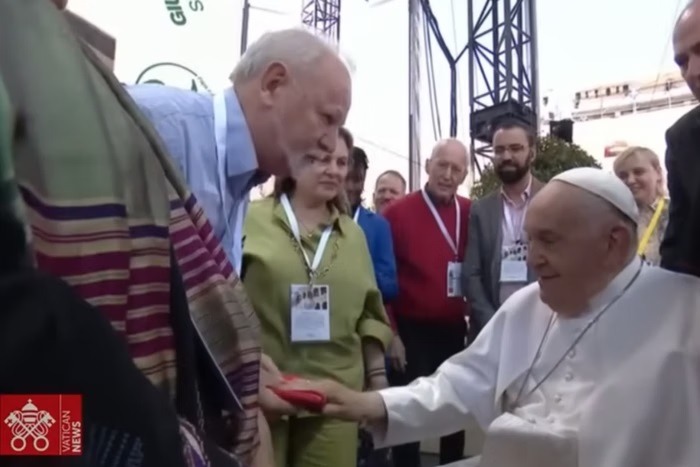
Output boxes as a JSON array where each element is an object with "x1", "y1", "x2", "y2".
[{"x1": 384, "y1": 191, "x2": 471, "y2": 325}]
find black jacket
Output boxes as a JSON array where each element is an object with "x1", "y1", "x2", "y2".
[{"x1": 660, "y1": 104, "x2": 700, "y2": 276}]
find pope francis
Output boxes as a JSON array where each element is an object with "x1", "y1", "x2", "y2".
[{"x1": 287, "y1": 168, "x2": 700, "y2": 467}]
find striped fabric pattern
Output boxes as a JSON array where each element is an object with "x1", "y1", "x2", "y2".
[
  {"x1": 22, "y1": 183, "x2": 178, "y2": 397},
  {"x1": 19, "y1": 182, "x2": 262, "y2": 462},
  {"x1": 0, "y1": 1, "x2": 263, "y2": 462},
  {"x1": 169, "y1": 192, "x2": 261, "y2": 459}
]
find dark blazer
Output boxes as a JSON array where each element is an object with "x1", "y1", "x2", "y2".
[
  {"x1": 660, "y1": 105, "x2": 700, "y2": 277},
  {"x1": 462, "y1": 178, "x2": 544, "y2": 336}
]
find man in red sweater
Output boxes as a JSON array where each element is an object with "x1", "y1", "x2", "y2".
[{"x1": 383, "y1": 138, "x2": 471, "y2": 467}]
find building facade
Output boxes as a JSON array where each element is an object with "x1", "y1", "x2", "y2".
[{"x1": 542, "y1": 72, "x2": 697, "y2": 172}]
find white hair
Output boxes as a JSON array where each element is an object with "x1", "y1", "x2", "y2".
[{"x1": 231, "y1": 28, "x2": 341, "y2": 83}]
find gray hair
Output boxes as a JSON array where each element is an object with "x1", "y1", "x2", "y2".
[{"x1": 230, "y1": 28, "x2": 339, "y2": 83}]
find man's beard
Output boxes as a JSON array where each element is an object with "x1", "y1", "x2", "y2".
[
  {"x1": 272, "y1": 113, "x2": 306, "y2": 178},
  {"x1": 495, "y1": 161, "x2": 530, "y2": 185}
]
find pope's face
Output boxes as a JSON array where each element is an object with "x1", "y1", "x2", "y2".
[{"x1": 524, "y1": 182, "x2": 629, "y2": 315}]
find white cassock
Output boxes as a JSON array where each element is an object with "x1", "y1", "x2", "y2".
[{"x1": 372, "y1": 257, "x2": 700, "y2": 467}]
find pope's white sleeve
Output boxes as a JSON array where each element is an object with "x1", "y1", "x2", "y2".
[{"x1": 369, "y1": 312, "x2": 505, "y2": 448}]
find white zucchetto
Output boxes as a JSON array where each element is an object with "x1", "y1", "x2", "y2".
[{"x1": 551, "y1": 167, "x2": 639, "y2": 224}]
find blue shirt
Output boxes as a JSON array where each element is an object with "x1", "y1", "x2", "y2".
[
  {"x1": 354, "y1": 206, "x2": 399, "y2": 302},
  {"x1": 127, "y1": 84, "x2": 263, "y2": 273}
]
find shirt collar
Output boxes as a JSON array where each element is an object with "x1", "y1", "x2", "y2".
[
  {"x1": 222, "y1": 88, "x2": 268, "y2": 192},
  {"x1": 586, "y1": 256, "x2": 643, "y2": 313},
  {"x1": 501, "y1": 173, "x2": 533, "y2": 206}
]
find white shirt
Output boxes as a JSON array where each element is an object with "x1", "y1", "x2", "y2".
[{"x1": 373, "y1": 258, "x2": 700, "y2": 467}]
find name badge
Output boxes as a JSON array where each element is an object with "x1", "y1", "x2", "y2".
[
  {"x1": 500, "y1": 260, "x2": 528, "y2": 283},
  {"x1": 447, "y1": 262, "x2": 463, "y2": 297},
  {"x1": 290, "y1": 284, "x2": 331, "y2": 342}
]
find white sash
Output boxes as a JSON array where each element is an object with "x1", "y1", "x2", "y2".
[{"x1": 421, "y1": 189, "x2": 460, "y2": 256}]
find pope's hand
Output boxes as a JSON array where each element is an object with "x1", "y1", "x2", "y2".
[
  {"x1": 280, "y1": 378, "x2": 387, "y2": 422},
  {"x1": 258, "y1": 354, "x2": 297, "y2": 420}
]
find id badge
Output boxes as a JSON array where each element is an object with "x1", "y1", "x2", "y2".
[
  {"x1": 290, "y1": 284, "x2": 331, "y2": 342},
  {"x1": 500, "y1": 260, "x2": 527, "y2": 283},
  {"x1": 447, "y1": 262, "x2": 463, "y2": 297}
]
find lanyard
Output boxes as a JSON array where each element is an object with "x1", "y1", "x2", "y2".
[
  {"x1": 280, "y1": 194, "x2": 333, "y2": 279},
  {"x1": 352, "y1": 207, "x2": 360, "y2": 223},
  {"x1": 213, "y1": 91, "x2": 246, "y2": 273},
  {"x1": 503, "y1": 200, "x2": 529, "y2": 244},
  {"x1": 511, "y1": 260, "x2": 644, "y2": 411},
  {"x1": 637, "y1": 198, "x2": 666, "y2": 256},
  {"x1": 421, "y1": 189, "x2": 460, "y2": 256}
]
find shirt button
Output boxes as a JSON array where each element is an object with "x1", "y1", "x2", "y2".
[
  {"x1": 564, "y1": 372, "x2": 574, "y2": 381},
  {"x1": 554, "y1": 394, "x2": 562, "y2": 403}
]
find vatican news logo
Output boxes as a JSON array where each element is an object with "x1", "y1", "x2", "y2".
[{"x1": 0, "y1": 395, "x2": 82, "y2": 456}]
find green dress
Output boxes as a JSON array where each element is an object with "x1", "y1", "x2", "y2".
[{"x1": 243, "y1": 196, "x2": 393, "y2": 467}]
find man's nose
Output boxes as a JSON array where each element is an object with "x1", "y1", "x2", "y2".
[{"x1": 319, "y1": 130, "x2": 338, "y2": 153}]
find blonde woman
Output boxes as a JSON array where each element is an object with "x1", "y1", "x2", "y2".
[{"x1": 613, "y1": 146, "x2": 669, "y2": 265}]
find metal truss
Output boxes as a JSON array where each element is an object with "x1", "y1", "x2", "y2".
[
  {"x1": 467, "y1": 0, "x2": 539, "y2": 174},
  {"x1": 301, "y1": 0, "x2": 343, "y2": 42}
]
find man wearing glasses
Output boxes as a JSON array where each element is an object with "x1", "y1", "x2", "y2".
[{"x1": 462, "y1": 120, "x2": 544, "y2": 337}]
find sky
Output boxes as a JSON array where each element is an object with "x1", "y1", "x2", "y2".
[{"x1": 67, "y1": 0, "x2": 683, "y2": 194}]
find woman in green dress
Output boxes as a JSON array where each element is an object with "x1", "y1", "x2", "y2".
[{"x1": 242, "y1": 128, "x2": 393, "y2": 467}]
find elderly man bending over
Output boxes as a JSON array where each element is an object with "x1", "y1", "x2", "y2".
[{"x1": 288, "y1": 168, "x2": 700, "y2": 467}]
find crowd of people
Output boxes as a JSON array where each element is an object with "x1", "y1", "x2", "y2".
[{"x1": 2, "y1": 1, "x2": 700, "y2": 467}]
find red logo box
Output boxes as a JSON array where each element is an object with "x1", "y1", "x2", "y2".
[{"x1": 0, "y1": 394, "x2": 82, "y2": 456}]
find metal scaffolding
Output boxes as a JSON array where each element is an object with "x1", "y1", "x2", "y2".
[
  {"x1": 301, "y1": 0, "x2": 343, "y2": 42},
  {"x1": 408, "y1": 0, "x2": 422, "y2": 191},
  {"x1": 467, "y1": 0, "x2": 539, "y2": 174}
]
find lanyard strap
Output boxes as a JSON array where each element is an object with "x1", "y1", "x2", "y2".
[
  {"x1": 637, "y1": 198, "x2": 666, "y2": 256},
  {"x1": 511, "y1": 259, "x2": 644, "y2": 410},
  {"x1": 352, "y1": 207, "x2": 360, "y2": 223},
  {"x1": 280, "y1": 194, "x2": 333, "y2": 277},
  {"x1": 421, "y1": 189, "x2": 460, "y2": 255}
]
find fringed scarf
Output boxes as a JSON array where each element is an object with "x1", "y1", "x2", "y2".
[{"x1": 0, "y1": 0, "x2": 261, "y2": 464}]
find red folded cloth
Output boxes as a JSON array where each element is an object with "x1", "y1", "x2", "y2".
[{"x1": 269, "y1": 374, "x2": 327, "y2": 412}]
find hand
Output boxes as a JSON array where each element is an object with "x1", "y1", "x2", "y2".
[
  {"x1": 280, "y1": 378, "x2": 386, "y2": 422},
  {"x1": 251, "y1": 411, "x2": 275, "y2": 467},
  {"x1": 258, "y1": 354, "x2": 297, "y2": 420},
  {"x1": 388, "y1": 335, "x2": 407, "y2": 373}
]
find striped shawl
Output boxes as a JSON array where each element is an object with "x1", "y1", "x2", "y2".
[{"x1": 0, "y1": 0, "x2": 261, "y2": 463}]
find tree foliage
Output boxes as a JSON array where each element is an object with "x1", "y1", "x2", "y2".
[{"x1": 470, "y1": 136, "x2": 601, "y2": 199}]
